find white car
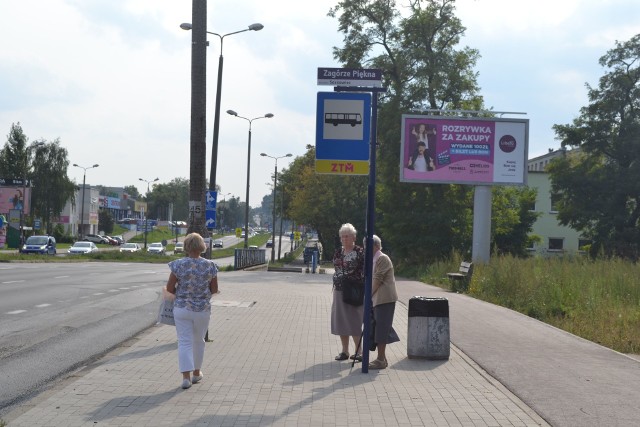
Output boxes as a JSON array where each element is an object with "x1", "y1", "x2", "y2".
[
  {"x1": 147, "y1": 242, "x2": 166, "y2": 254},
  {"x1": 119, "y1": 243, "x2": 141, "y2": 253},
  {"x1": 68, "y1": 241, "x2": 99, "y2": 255},
  {"x1": 174, "y1": 242, "x2": 184, "y2": 253}
]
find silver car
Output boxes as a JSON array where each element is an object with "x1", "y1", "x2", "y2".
[
  {"x1": 68, "y1": 241, "x2": 99, "y2": 254},
  {"x1": 147, "y1": 242, "x2": 165, "y2": 255}
]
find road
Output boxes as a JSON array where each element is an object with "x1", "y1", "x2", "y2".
[{"x1": 0, "y1": 262, "x2": 165, "y2": 418}]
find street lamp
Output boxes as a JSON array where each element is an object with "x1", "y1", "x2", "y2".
[
  {"x1": 180, "y1": 22, "x2": 264, "y2": 193},
  {"x1": 220, "y1": 192, "x2": 232, "y2": 231},
  {"x1": 139, "y1": 177, "x2": 159, "y2": 250},
  {"x1": 260, "y1": 153, "x2": 292, "y2": 262},
  {"x1": 73, "y1": 163, "x2": 99, "y2": 240},
  {"x1": 227, "y1": 109, "x2": 274, "y2": 248}
]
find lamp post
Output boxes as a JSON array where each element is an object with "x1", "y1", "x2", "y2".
[
  {"x1": 180, "y1": 22, "x2": 263, "y2": 193},
  {"x1": 221, "y1": 192, "x2": 231, "y2": 231},
  {"x1": 227, "y1": 110, "x2": 274, "y2": 248},
  {"x1": 260, "y1": 153, "x2": 292, "y2": 262},
  {"x1": 73, "y1": 163, "x2": 99, "y2": 240},
  {"x1": 139, "y1": 177, "x2": 159, "y2": 250}
]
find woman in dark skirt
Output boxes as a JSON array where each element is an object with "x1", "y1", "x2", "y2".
[
  {"x1": 369, "y1": 235, "x2": 399, "y2": 369},
  {"x1": 331, "y1": 223, "x2": 365, "y2": 362}
]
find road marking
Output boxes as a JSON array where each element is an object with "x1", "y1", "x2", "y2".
[
  {"x1": 2, "y1": 280, "x2": 25, "y2": 284},
  {"x1": 93, "y1": 292, "x2": 105, "y2": 295},
  {"x1": 35, "y1": 304, "x2": 51, "y2": 308},
  {"x1": 7, "y1": 310, "x2": 27, "y2": 314},
  {"x1": 108, "y1": 289, "x2": 119, "y2": 292},
  {"x1": 54, "y1": 276, "x2": 69, "y2": 279},
  {"x1": 119, "y1": 287, "x2": 130, "y2": 290}
]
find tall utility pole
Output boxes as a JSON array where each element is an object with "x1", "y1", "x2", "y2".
[{"x1": 187, "y1": 0, "x2": 209, "y2": 236}]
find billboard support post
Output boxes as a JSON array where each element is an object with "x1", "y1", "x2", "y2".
[{"x1": 472, "y1": 186, "x2": 492, "y2": 263}]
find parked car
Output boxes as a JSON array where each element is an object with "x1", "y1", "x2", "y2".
[
  {"x1": 84, "y1": 234, "x2": 108, "y2": 244},
  {"x1": 174, "y1": 242, "x2": 184, "y2": 253},
  {"x1": 20, "y1": 235, "x2": 57, "y2": 255},
  {"x1": 147, "y1": 242, "x2": 165, "y2": 255},
  {"x1": 101, "y1": 235, "x2": 118, "y2": 245},
  {"x1": 212, "y1": 239, "x2": 223, "y2": 248},
  {"x1": 266, "y1": 239, "x2": 273, "y2": 248},
  {"x1": 119, "y1": 243, "x2": 141, "y2": 253},
  {"x1": 68, "y1": 241, "x2": 99, "y2": 254},
  {"x1": 111, "y1": 235, "x2": 125, "y2": 245}
]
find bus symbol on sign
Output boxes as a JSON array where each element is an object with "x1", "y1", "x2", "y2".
[{"x1": 325, "y1": 113, "x2": 362, "y2": 127}]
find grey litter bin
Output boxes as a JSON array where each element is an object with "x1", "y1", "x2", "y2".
[{"x1": 407, "y1": 297, "x2": 450, "y2": 360}]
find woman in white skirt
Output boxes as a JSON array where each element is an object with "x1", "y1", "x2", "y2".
[{"x1": 331, "y1": 223, "x2": 365, "y2": 362}]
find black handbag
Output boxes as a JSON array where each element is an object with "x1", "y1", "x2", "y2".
[{"x1": 342, "y1": 276, "x2": 364, "y2": 306}]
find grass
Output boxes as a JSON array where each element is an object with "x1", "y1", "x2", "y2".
[{"x1": 400, "y1": 254, "x2": 640, "y2": 355}]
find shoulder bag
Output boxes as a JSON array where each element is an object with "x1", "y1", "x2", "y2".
[{"x1": 342, "y1": 276, "x2": 364, "y2": 306}]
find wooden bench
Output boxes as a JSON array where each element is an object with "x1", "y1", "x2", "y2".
[{"x1": 447, "y1": 261, "x2": 473, "y2": 292}]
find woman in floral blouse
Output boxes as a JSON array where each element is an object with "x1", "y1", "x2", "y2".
[{"x1": 166, "y1": 233, "x2": 219, "y2": 389}]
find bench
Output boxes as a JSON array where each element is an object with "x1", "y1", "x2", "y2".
[{"x1": 447, "y1": 261, "x2": 473, "y2": 292}]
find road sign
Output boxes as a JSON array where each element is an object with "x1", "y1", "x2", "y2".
[
  {"x1": 235, "y1": 227, "x2": 242, "y2": 238},
  {"x1": 316, "y1": 91, "x2": 371, "y2": 175},
  {"x1": 34, "y1": 219, "x2": 41, "y2": 230},
  {"x1": 205, "y1": 190, "x2": 217, "y2": 211},
  {"x1": 317, "y1": 67, "x2": 382, "y2": 87},
  {"x1": 206, "y1": 210, "x2": 216, "y2": 229}
]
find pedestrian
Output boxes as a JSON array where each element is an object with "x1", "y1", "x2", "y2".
[
  {"x1": 332, "y1": 223, "x2": 365, "y2": 362},
  {"x1": 166, "y1": 232, "x2": 219, "y2": 389},
  {"x1": 369, "y1": 234, "x2": 399, "y2": 370}
]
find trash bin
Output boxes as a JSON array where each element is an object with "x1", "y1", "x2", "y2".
[{"x1": 407, "y1": 297, "x2": 450, "y2": 360}]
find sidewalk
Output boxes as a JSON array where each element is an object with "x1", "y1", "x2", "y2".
[{"x1": 6, "y1": 270, "x2": 638, "y2": 426}]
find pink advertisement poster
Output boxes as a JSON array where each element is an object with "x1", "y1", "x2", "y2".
[
  {"x1": 400, "y1": 115, "x2": 528, "y2": 185},
  {"x1": 0, "y1": 186, "x2": 31, "y2": 215}
]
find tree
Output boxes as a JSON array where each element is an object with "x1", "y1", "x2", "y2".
[
  {"x1": 0, "y1": 123, "x2": 31, "y2": 178},
  {"x1": 30, "y1": 139, "x2": 76, "y2": 234},
  {"x1": 491, "y1": 186, "x2": 540, "y2": 257},
  {"x1": 280, "y1": 145, "x2": 368, "y2": 258},
  {"x1": 549, "y1": 34, "x2": 640, "y2": 260},
  {"x1": 150, "y1": 178, "x2": 190, "y2": 221},
  {"x1": 123, "y1": 185, "x2": 140, "y2": 200},
  {"x1": 99, "y1": 209, "x2": 115, "y2": 234},
  {"x1": 329, "y1": 0, "x2": 486, "y2": 264}
]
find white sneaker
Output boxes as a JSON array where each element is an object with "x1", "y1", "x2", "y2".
[
  {"x1": 181, "y1": 378, "x2": 192, "y2": 389},
  {"x1": 192, "y1": 373, "x2": 203, "y2": 384}
]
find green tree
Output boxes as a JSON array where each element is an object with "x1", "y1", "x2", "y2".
[
  {"x1": 99, "y1": 209, "x2": 115, "y2": 234},
  {"x1": 549, "y1": 34, "x2": 640, "y2": 260},
  {"x1": 123, "y1": 185, "x2": 140, "y2": 200},
  {"x1": 281, "y1": 145, "x2": 368, "y2": 258},
  {"x1": 491, "y1": 186, "x2": 540, "y2": 257},
  {"x1": 30, "y1": 139, "x2": 76, "y2": 234},
  {"x1": 329, "y1": 0, "x2": 485, "y2": 264},
  {"x1": 149, "y1": 178, "x2": 190, "y2": 221},
  {"x1": 0, "y1": 122, "x2": 31, "y2": 178}
]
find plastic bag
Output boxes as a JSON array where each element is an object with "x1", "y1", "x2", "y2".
[{"x1": 157, "y1": 286, "x2": 176, "y2": 326}]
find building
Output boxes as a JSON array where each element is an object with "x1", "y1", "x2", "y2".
[{"x1": 526, "y1": 149, "x2": 589, "y2": 255}]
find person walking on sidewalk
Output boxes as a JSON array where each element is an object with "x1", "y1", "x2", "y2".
[
  {"x1": 166, "y1": 232, "x2": 219, "y2": 389},
  {"x1": 369, "y1": 234, "x2": 399, "y2": 370},
  {"x1": 331, "y1": 223, "x2": 365, "y2": 362}
]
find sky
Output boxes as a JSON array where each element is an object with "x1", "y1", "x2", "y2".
[{"x1": 1, "y1": 0, "x2": 639, "y2": 207}]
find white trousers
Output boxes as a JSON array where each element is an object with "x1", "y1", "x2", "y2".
[{"x1": 174, "y1": 306, "x2": 211, "y2": 373}]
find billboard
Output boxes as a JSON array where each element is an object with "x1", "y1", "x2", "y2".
[
  {"x1": 0, "y1": 186, "x2": 31, "y2": 215},
  {"x1": 400, "y1": 115, "x2": 528, "y2": 186}
]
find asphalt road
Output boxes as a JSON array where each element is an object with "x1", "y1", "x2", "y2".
[{"x1": 0, "y1": 262, "x2": 166, "y2": 418}]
